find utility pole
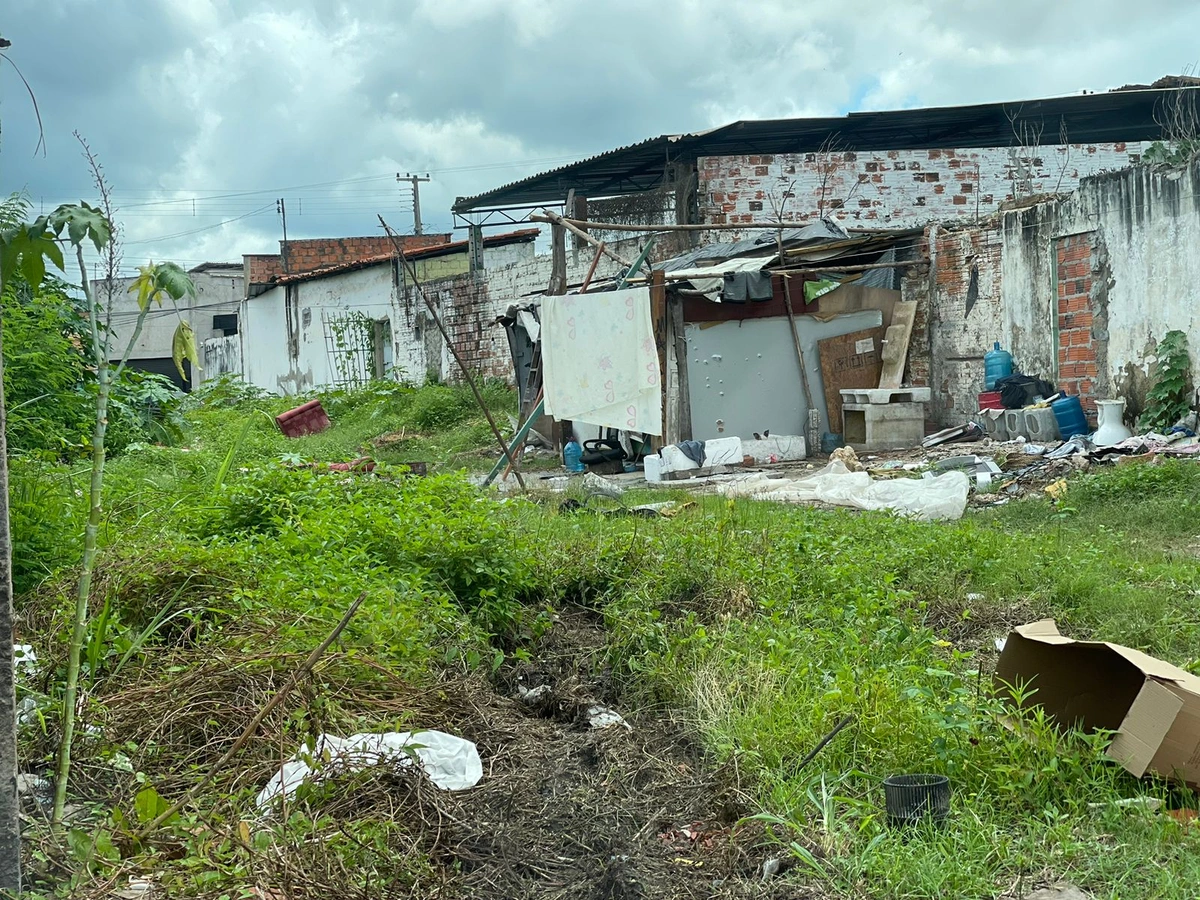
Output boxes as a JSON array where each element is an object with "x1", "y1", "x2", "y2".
[
  {"x1": 277, "y1": 198, "x2": 289, "y2": 273},
  {"x1": 397, "y1": 173, "x2": 430, "y2": 235}
]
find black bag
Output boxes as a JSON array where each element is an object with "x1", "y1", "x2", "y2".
[{"x1": 995, "y1": 374, "x2": 1055, "y2": 409}]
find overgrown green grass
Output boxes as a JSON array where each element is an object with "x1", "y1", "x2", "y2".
[{"x1": 13, "y1": 380, "x2": 1200, "y2": 899}]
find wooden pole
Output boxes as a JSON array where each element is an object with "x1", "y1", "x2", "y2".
[
  {"x1": 579, "y1": 241, "x2": 605, "y2": 292},
  {"x1": 379, "y1": 216, "x2": 526, "y2": 489},
  {"x1": 544, "y1": 215, "x2": 787, "y2": 233},
  {"x1": 530, "y1": 211, "x2": 635, "y2": 268},
  {"x1": 650, "y1": 269, "x2": 667, "y2": 449},
  {"x1": 781, "y1": 274, "x2": 816, "y2": 414},
  {"x1": 772, "y1": 258, "x2": 921, "y2": 272}
]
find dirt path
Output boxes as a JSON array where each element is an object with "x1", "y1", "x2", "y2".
[{"x1": 331, "y1": 609, "x2": 815, "y2": 899}]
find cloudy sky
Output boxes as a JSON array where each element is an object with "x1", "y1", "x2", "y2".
[{"x1": 3, "y1": 0, "x2": 1198, "y2": 274}]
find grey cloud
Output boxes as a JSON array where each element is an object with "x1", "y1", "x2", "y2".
[{"x1": 3, "y1": 0, "x2": 1200, "y2": 271}]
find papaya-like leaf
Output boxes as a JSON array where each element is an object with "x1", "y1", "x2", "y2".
[
  {"x1": 0, "y1": 221, "x2": 65, "y2": 290},
  {"x1": 154, "y1": 261, "x2": 198, "y2": 301},
  {"x1": 47, "y1": 201, "x2": 112, "y2": 252},
  {"x1": 129, "y1": 261, "x2": 197, "y2": 311},
  {"x1": 172, "y1": 320, "x2": 201, "y2": 383}
]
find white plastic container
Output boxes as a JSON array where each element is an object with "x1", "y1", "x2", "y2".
[{"x1": 643, "y1": 454, "x2": 662, "y2": 483}]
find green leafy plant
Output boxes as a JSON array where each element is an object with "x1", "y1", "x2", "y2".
[{"x1": 1141, "y1": 330, "x2": 1192, "y2": 431}]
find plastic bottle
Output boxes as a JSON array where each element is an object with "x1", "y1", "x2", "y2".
[
  {"x1": 984, "y1": 341, "x2": 1014, "y2": 390},
  {"x1": 1051, "y1": 395, "x2": 1089, "y2": 439},
  {"x1": 563, "y1": 439, "x2": 585, "y2": 473}
]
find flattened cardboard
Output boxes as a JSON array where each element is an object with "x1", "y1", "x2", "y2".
[{"x1": 995, "y1": 620, "x2": 1200, "y2": 783}]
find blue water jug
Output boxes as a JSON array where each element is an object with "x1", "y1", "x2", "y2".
[
  {"x1": 563, "y1": 440, "x2": 585, "y2": 472},
  {"x1": 1051, "y1": 395, "x2": 1089, "y2": 439},
  {"x1": 984, "y1": 341, "x2": 1014, "y2": 390}
]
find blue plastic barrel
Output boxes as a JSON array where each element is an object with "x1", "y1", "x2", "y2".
[
  {"x1": 563, "y1": 440, "x2": 585, "y2": 472},
  {"x1": 1051, "y1": 396, "x2": 1089, "y2": 439},
  {"x1": 984, "y1": 342, "x2": 1014, "y2": 390}
]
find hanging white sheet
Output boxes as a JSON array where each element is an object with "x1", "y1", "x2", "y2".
[{"x1": 541, "y1": 287, "x2": 662, "y2": 436}]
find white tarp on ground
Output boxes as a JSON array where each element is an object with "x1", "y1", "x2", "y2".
[
  {"x1": 541, "y1": 287, "x2": 663, "y2": 436},
  {"x1": 255, "y1": 730, "x2": 482, "y2": 809},
  {"x1": 717, "y1": 460, "x2": 970, "y2": 521}
]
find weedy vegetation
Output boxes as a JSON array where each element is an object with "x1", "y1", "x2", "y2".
[{"x1": 7, "y1": 371, "x2": 1200, "y2": 898}]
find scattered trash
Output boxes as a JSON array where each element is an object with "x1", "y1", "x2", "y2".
[
  {"x1": 13, "y1": 643, "x2": 36, "y2": 673},
  {"x1": 966, "y1": 592, "x2": 985, "y2": 602},
  {"x1": 516, "y1": 684, "x2": 553, "y2": 706},
  {"x1": 586, "y1": 704, "x2": 632, "y2": 731},
  {"x1": 1045, "y1": 479, "x2": 1068, "y2": 500},
  {"x1": 114, "y1": 876, "x2": 155, "y2": 900},
  {"x1": 830, "y1": 445, "x2": 863, "y2": 472},
  {"x1": 760, "y1": 856, "x2": 797, "y2": 880},
  {"x1": 319, "y1": 457, "x2": 377, "y2": 473},
  {"x1": 16, "y1": 696, "x2": 39, "y2": 727},
  {"x1": 932, "y1": 455, "x2": 1001, "y2": 490},
  {"x1": 256, "y1": 730, "x2": 483, "y2": 809},
  {"x1": 1022, "y1": 443, "x2": 1047, "y2": 456},
  {"x1": 718, "y1": 460, "x2": 970, "y2": 521},
  {"x1": 1047, "y1": 435, "x2": 1093, "y2": 459},
  {"x1": 582, "y1": 471, "x2": 624, "y2": 499},
  {"x1": 883, "y1": 773, "x2": 950, "y2": 826},
  {"x1": 996, "y1": 620, "x2": 1200, "y2": 785},
  {"x1": 921, "y1": 422, "x2": 984, "y2": 448},
  {"x1": 1168, "y1": 808, "x2": 1199, "y2": 826},
  {"x1": 609, "y1": 501, "x2": 693, "y2": 519},
  {"x1": 275, "y1": 399, "x2": 331, "y2": 437},
  {"x1": 16, "y1": 772, "x2": 53, "y2": 817}
]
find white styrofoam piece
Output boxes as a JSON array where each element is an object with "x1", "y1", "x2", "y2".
[
  {"x1": 742, "y1": 435, "x2": 807, "y2": 464},
  {"x1": 660, "y1": 444, "x2": 700, "y2": 473},
  {"x1": 704, "y1": 436, "x2": 744, "y2": 466}
]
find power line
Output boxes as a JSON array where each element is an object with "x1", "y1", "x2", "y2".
[{"x1": 123, "y1": 204, "x2": 276, "y2": 244}]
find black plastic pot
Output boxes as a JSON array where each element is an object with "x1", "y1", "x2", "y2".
[{"x1": 883, "y1": 774, "x2": 950, "y2": 826}]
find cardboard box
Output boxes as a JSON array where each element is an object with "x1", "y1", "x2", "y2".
[{"x1": 995, "y1": 620, "x2": 1200, "y2": 783}]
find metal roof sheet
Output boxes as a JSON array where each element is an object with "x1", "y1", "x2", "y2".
[{"x1": 453, "y1": 87, "x2": 1200, "y2": 213}]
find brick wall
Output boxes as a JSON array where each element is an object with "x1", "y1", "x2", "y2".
[
  {"x1": 243, "y1": 234, "x2": 452, "y2": 296},
  {"x1": 283, "y1": 234, "x2": 450, "y2": 274},
  {"x1": 699, "y1": 143, "x2": 1148, "y2": 230},
  {"x1": 901, "y1": 234, "x2": 931, "y2": 389},
  {"x1": 903, "y1": 221, "x2": 1006, "y2": 426},
  {"x1": 1055, "y1": 232, "x2": 1099, "y2": 417},
  {"x1": 244, "y1": 254, "x2": 282, "y2": 285}
]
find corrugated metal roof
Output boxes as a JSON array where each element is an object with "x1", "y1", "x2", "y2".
[
  {"x1": 452, "y1": 132, "x2": 708, "y2": 213},
  {"x1": 453, "y1": 87, "x2": 1200, "y2": 213}
]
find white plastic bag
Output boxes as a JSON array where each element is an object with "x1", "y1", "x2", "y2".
[
  {"x1": 718, "y1": 460, "x2": 969, "y2": 521},
  {"x1": 255, "y1": 730, "x2": 482, "y2": 809}
]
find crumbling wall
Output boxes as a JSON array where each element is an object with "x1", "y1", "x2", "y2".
[
  {"x1": 400, "y1": 247, "x2": 628, "y2": 385},
  {"x1": 1001, "y1": 162, "x2": 1200, "y2": 421},
  {"x1": 699, "y1": 143, "x2": 1148, "y2": 232},
  {"x1": 904, "y1": 222, "x2": 1005, "y2": 426}
]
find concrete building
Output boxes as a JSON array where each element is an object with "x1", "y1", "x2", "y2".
[
  {"x1": 446, "y1": 82, "x2": 1200, "y2": 432},
  {"x1": 102, "y1": 262, "x2": 243, "y2": 390},
  {"x1": 206, "y1": 230, "x2": 540, "y2": 394}
]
